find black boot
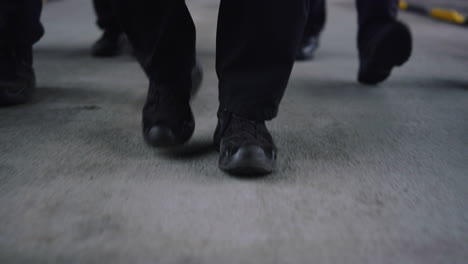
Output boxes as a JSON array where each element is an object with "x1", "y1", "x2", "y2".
[
  {"x1": 214, "y1": 111, "x2": 277, "y2": 176},
  {"x1": 358, "y1": 21, "x2": 412, "y2": 85},
  {"x1": 0, "y1": 44, "x2": 36, "y2": 106},
  {"x1": 91, "y1": 30, "x2": 124, "y2": 57},
  {"x1": 296, "y1": 35, "x2": 320, "y2": 61},
  {"x1": 142, "y1": 62, "x2": 203, "y2": 148}
]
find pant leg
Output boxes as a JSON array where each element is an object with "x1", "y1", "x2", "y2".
[
  {"x1": 0, "y1": 0, "x2": 44, "y2": 47},
  {"x1": 303, "y1": 0, "x2": 326, "y2": 39},
  {"x1": 355, "y1": 0, "x2": 398, "y2": 47},
  {"x1": 216, "y1": 0, "x2": 310, "y2": 120},
  {"x1": 112, "y1": 0, "x2": 195, "y2": 90},
  {"x1": 111, "y1": 0, "x2": 196, "y2": 124},
  {"x1": 92, "y1": 0, "x2": 121, "y2": 33}
]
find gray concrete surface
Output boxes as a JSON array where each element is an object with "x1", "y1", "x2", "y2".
[{"x1": 1, "y1": 0, "x2": 467, "y2": 263}]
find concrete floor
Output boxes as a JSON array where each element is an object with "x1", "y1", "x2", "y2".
[{"x1": 1, "y1": 0, "x2": 467, "y2": 263}]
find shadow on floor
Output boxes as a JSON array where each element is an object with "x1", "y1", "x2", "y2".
[{"x1": 156, "y1": 138, "x2": 216, "y2": 161}]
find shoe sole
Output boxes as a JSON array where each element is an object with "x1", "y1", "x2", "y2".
[
  {"x1": 358, "y1": 22, "x2": 412, "y2": 85},
  {"x1": 296, "y1": 52, "x2": 315, "y2": 61},
  {"x1": 91, "y1": 45, "x2": 123, "y2": 57},
  {"x1": 91, "y1": 35, "x2": 125, "y2": 58},
  {"x1": 219, "y1": 145, "x2": 276, "y2": 176},
  {"x1": 0, "y1": 77, "x2": 35, "y2": 106}
]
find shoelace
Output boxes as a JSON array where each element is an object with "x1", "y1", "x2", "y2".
[{"x1": 228, "y1": 116, "x2": 263, "y2": 140}]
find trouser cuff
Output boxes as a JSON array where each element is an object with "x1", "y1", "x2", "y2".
[{"x1": 217, "y1": 104, "x2": 278, "y2": 121}]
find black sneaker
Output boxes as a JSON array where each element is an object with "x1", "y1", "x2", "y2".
[
  {"x1": 142, "y1": 83, "x2": 194, "y2": 148},
  {"x1": 296, "y1": 35, "x2": 320, "y2": 61},
  {"x1": 358, "y1": 21, "x2": 412, "y2": 85},
  {"x1": 214, "y1": 111, "x2": 277, "y2": 176},
  {"x1": 0, "y1": 44, "x2": 36, "y2": 106},
  {"x1": 142, "y1": 62, "x2": 203, "y2": 148},
  {"x1": 91, "y1": 30, "x2": 124, "y2": 57}
]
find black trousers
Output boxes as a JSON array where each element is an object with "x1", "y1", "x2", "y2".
[
  {"x1": 112, "y1": 0, "x2": 310, "y2": 121},
  {"x1": 356, "y1": 0, "x2": 399, "y2": 48},
  {"x1": 304, "y1": 0, "x2": 327, "y2": 39},
  {"x1": 302, "y1": 0, "x2": 399, "y2": 45},
  {"x1": 92, "y1": 0, "x2": 121, "y2": 33},
  {"x1": 0, "y1": 0, "x2": 43, "y2": 47}
]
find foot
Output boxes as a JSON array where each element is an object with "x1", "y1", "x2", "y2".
[
  {"x1": 91, "y1": 31, "x2": 124, "y2": 57},
  {"x1": 214, "y1": 111, "x2": 277, "y2": 176},
  {"x1": 296, "y1": 35, "x2": 320, "y2": 61},
  {"x1": 143, "y1": 62, "x2": 203, "y2": 148},
  {"x1": 143, "y1": 107, "x2": 195, "y2": 148},
  {"x1": 358, "y1": 21, "x2": 412, "y2": 85},
  {"x1": 0, "y1": 45, "x2": 36, "y2": 106}
]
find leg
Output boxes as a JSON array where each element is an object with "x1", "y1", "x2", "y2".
[
  {"x1": 215, "y1": 0, "x2": 310, "y2": 175},
  {"x1": 297, "y1": 0, "x2": 327, "y2": 60},
  {"x1": 216, "y1": 0, "x2": 309, "y2": 121},
  {"x1": 356, "y1": 0, "x2": 412, "y2": 84},
  {"x1": 111, "y1": 0, "x2": 197, "y2": 147},
  {"x1": 304, "y1": 0, "x2": 326, "y2": 40},
  {"x1": 91, "y1": 0, "x2": 124, "y2": 57},
  {"x1": 93, "y1": 0, "x2": 121, "y2": 33},
  {"x1": 0, "y1": 0, "x2": 43, "y2": 106}
]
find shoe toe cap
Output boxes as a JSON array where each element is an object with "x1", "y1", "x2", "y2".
[
  {"x1": 144, "y1": 126, "x2": 178, "y2": 148},
  {"x1": 219, "y1": 144, "x2": 276, "y2": 176}
]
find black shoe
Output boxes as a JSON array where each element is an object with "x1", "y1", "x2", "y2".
[
  {"x1": 143, "y1": 106, "x2": 195, "y2": 148},
  {"x1": 143, "y1": 63, "x2": 203, "y2": 148},
  {"x1": 214, "y1": 111, "x2": 277, "y2": 176},
  {"x1": 358, "y1": 21, "x2": 412, "y2": 85},
  {"x1": 142, "y1": 85, "x2": 195, "y2": 148},
  {"x1": 0, "y1": 45, "x2": 36, "y2": 106},
  {"x1": 91, "y1": 31, "x2": 124, "y2": 57},
  {"x1": 296, "y1": 35, "x2": 320, "y2": 61}
]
